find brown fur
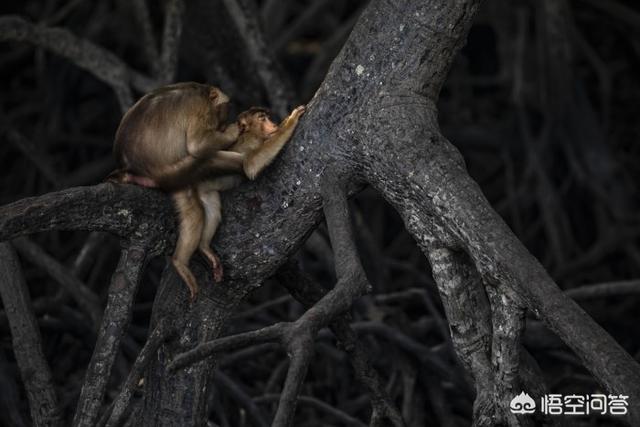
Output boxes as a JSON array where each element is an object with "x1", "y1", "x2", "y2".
[
  {"x1": 172, "y1": 105, "x2": 306, "y2": 299},
  {"x1": 112, "y1": 82, "x2": 239, "y2": 191},
  {"x1": 109, "y1": 85, "x2": 305, "y2": 300}
]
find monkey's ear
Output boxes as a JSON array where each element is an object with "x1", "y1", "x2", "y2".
[{"x1": 209, "y1": 88, "x2": 219, "y2": 101}]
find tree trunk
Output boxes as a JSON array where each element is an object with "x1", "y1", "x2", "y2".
[
  {"x1": 136, "y1": 0, "x2": 640, "y2": 425},
  {"x1": 1, "y1": 0, "x2": 639, "y2": 425}
]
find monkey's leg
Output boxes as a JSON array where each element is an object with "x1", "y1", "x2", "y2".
[
  {"x1": 172, "y1": 188, "x2": 204, "y2": 299},
  {"x1": 196, "y1": 183, "x2": 223, "y2": 282}
]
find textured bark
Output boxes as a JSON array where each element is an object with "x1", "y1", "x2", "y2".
[
  {"x1": 1, "y1": 0, "x2": 639, "y2": 425},
  {"x1": 276, "y1": 262, "x2": 404, "y2": 427},
  {"x1": 148, "y1": 0, "x2": 640, "y2": 424},
  {"x1": 73, "y1": 245, "x2": 151, "y2": 427},
  {"x1": 0, "y1": 243, "x2": 62, "y2": 427}
]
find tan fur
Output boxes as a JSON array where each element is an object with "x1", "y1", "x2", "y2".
[
  {"x1": 174, "y1": 105, "x2": 306, "y2": 298},
  {"x1": 113, "y1": 82, "x2": 239, "y2": 191},
  {"x1": 172, "y1": 188, "x2": 204, "y2": 298},
  {"x1": 110, "y1": 82, "x2": 241, "y2": 299},
  {"x1": 110, "y1": 88, "x2": 304, "y2": 300}
]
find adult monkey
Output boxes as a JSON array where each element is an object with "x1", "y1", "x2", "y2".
[
  {"x1": 110, "y1": 82, "x2": 241, "y2": 188},
  {"x1": 109, "y1": 81, "x2": 305, "y2": 298}
]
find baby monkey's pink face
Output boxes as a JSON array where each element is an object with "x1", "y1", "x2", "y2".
[
  {"x1": 255, "y1": 112, "x2": 278, "y2": 137},
  {"x1": 240, "y1": 111, "x2": 278, "y2": 139},
  {"x1": 237, "y1": 107, "x2": 280, "y2": 140}
]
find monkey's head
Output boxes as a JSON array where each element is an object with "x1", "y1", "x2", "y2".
[
  {"x1": 237, "y1": 107, "x2": 278, "y2": 140},
  {"x1": 209, "y1": 87, "x2": 231, "y2": 126}
]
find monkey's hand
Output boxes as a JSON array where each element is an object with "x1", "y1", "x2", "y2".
[
  {"x1": 290, "y1": 105, "x2": 306, "y2": 120},
  {"x1": 283, "y1": 105, "x2": 306, "y2": 128},
  {"x1": 222, "y1": 122, "x2": 241, "y2": 141}
]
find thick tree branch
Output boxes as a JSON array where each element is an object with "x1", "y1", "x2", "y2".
[
  {"x1": 0, "y1": 183, "x2": 173, "y2": 249},
  {"x1": 170, "y1": 175, "x2": 371, "y2": 426},
  {"x1": 2, "y1": 1, "x2": 639, "y2": 426}
]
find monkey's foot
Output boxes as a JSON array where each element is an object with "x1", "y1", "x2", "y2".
[
  {"x1": 172, "y1": 258, "x2": 199, "y2": 301},
  {"x1": 200, "y1": 248, "x2": 224, "y2": 283}
]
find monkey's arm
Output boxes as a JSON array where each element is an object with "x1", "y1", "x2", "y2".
[
  {"x1": 187, "y1": 123, "x2": 240, "y2": 158},
  {"x1": 244, "y1": 106, "x2": 305, "y2": 180},
  {"x1": 148, "y1": 150, "x2": 243, "y2": 190},
  {"x1": 205, "y1": 151, "x2": 245, "y2": 174},
  {"x1": 202, "y1": 175, "x2": 245, "y2": 191}
]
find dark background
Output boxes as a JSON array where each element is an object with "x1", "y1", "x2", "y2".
[{"x1": 0, "y1": 0, "x2": 639, "y2": 426}]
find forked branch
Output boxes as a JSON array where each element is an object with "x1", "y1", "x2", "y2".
[{"x1": 170, "y1": 174, "x2": 372, "y2": 426}]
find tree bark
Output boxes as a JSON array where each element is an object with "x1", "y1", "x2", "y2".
[{"x1": 1, "y1": 0, "x2": 639, "y2": 425}]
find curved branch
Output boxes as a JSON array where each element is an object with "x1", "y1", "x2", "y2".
[
  {"x1": 276, "y1": 263, "x2": 405, "y2": 427},
  {"x1": 256, "y1": 394, "x2": 367, "y2": 427},
  {"x1": 0, "y1": 15, "x2": 156, "y2": 110},
  {"x1": 0, "y1": 183, "x2": 173, "y2": 250}
]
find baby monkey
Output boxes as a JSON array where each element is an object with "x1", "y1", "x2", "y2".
[
  {"x1": 173, "y1": 104, "x2": 306, "y2": 298},
  {"x1": 110, "y1": 85, "x2": 305, "y2": 299}
]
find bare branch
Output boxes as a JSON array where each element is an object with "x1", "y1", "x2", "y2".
[
  {"x1": 0, "y1": 15, "x2": 156, "y2": 111},
  {"x1": 565, "y1": 279, "x2": 640, "y2": 300},
  {"x1": 214, "y1": 371, "x2": 270, "y2": 427},
  {"x1": 169, "y1": 323, "x2": 286, "y2": 370},
  {"x1": 131, "y1": 0, "x2": 159, "y2": 71},
  {"x1": 272, "y1": 0, "x2": 331, "y2": 53},
  {"x1": 255, "y1": 394, "x2": 367, "y2": 427},
  {"x1": 427, "y1": 248, "x2": 497, "y2": 423},
  {"x1": 157, "y1": 0, "x2": 185, "y2": 84},
  {"x1": 220, "y1": 0, "x2": 294, "y2": 117},
  {"x1": 12, "y1": 237, "x2": 102, "y2": 326},
  {"x1": 0, "y1": 183, "x2": 173, "y2": 248},
  {"x1": 276, "y1": 263, "x2": 405, "y2": 427},
  {"x1": 0, "y1": 243, "x2": 62, "y2": 427},
  {"x1": 579, "y1": 0, "x2": 640, "y2": 28},
  {"x1": 4, "y1": 128, "x2": 60, "y2": 186},
  {"x1": 485, "y1": 287, "x2": 529, "y2": 427},
  {"x1": 73, "y1": 244, "x2": 151, "y2": 427},
  {"x1": 170, "y1": 174, "x2": 372, "y2": 425},
  {"x1": 106, "y1": 325, "x2": 171, "y2": 427}
]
